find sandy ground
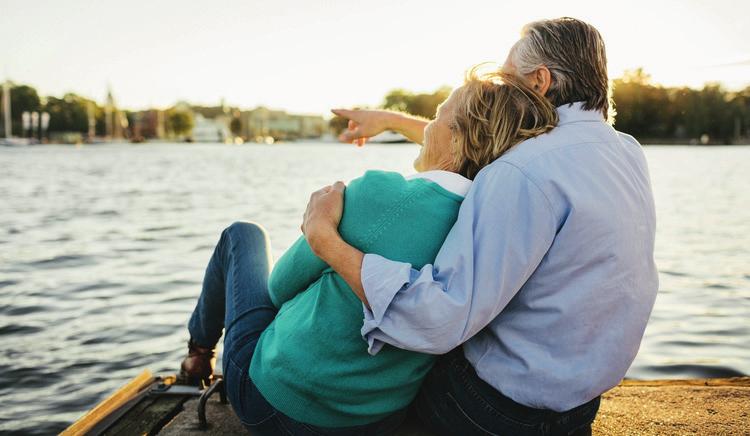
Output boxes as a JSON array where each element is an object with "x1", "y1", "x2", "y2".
[
  {"x1": 160, "y1": 377, "x2": 750, "y2": 435},
  {"x1": 592, "y1": 377, "x2": 750, "y2": 435}
]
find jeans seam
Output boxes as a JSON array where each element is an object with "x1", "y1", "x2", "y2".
[
  {"x1": 445, "y1": 392, "x2": 498, "y2": 436},
  {"x1": 455, "y1": 360, "x2": 540, "y2": 430},
  {"x1": 241, "y1": 410, "x2": 278, "y2": 428}
]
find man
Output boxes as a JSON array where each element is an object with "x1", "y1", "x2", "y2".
[{"x1": 302, "y1": 17, "x2": 658, "y2": 435}]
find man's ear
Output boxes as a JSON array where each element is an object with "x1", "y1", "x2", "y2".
[{"x1": 530, "y1": 66, "x2": 552, "y2": 96}]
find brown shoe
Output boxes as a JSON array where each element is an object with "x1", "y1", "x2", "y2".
[{"x1": 177, "y1": 339, "x2": 216, "y2": 387}]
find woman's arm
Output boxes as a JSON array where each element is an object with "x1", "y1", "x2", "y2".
[
  {"x1": 267, "y1": 235, "x2": 328, "y2": 308},
  {"x1": 268, "y1": 172, "x2": 376, "y2": 308},
  {"x1": 332, "y1": 109, "x2": 428, "y2": 145}
]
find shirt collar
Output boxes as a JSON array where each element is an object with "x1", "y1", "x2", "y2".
[
  {"x1": 406, "y1": 170, "x2": 472, "y2": 198},
  {"x1": 557, "y1": 102, "x2": 605, "y2": 126}
]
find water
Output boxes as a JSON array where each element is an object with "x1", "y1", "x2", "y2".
[{"x1": 0, "y1": 143, "x2": 748, "y2": 434}]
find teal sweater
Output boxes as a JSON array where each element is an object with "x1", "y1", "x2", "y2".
[{"x1": 249, "y1": 170, "x2": 466, "y2": 427}]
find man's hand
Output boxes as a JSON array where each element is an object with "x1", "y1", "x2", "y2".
[{"x1": 302, "y1": 181, "x2": 346, "y2": 257}]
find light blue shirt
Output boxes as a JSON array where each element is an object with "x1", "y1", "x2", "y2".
[{"x1": 360, "y1": 102, "x2": 658, "y2": 412}]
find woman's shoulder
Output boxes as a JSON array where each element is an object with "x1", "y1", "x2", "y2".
[
  {"x1": 350, "y1": 169, "x2": 406, "y2": 188},
  {"x1": 346, "y1": 170, "x2": 408, "y2": 200},
  {"x1": 348, "y1": 169, "x2": 469, "y2": 202}
]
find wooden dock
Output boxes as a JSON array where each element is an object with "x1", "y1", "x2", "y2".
[{"x1": 65, "y1": 375, "x2": 750, "y2": 435}]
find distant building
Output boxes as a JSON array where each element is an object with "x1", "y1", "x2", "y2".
[
  {"x1": 129, "y1": 103, "x2": 328, "y2": 143},
  {"x1": 131, "y1": 110, "x2": 165, "y2": 140},
  {"x1": 241, "y1": 107, "x2": 326, "y2": 141},
  {"x1": 192, "y1": 113, "x2": 230, "y2": 143},
  {"x1": 104, "y1": 87, "x2": 127, "y2": 140}
]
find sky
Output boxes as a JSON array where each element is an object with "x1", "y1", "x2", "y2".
[{"x1": 1, "y1": 0, "x2": 748, "y2": 114}]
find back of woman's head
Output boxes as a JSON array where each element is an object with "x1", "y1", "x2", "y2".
[{"x1": 452, "y1": 66, "x2": 558, "y2": 180}]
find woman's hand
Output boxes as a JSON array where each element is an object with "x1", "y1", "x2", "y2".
[
  {"x1": 332, "y1": 108, "x2": 429, "y2": 146},
  {"x1": 331, "y1": 109, "x2": 394, "y2": 146}
]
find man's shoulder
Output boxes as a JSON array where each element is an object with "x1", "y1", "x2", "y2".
[{"x1": 492, "y1": 121, "x2": 641, "y2": 173}]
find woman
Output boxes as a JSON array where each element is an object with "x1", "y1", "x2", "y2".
[{"x1": 179, "y1": 68, "x2": 558, "y2": 435}]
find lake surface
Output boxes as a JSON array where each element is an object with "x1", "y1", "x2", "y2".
[{"x1": 1, "y1": 143, "x2": 748, "y2": 434}]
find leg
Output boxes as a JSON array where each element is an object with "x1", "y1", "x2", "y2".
[
  {"x1": 414, "y1": 349, "x2": 600, "y2": 436},
  {"x1": 181, "y1": 222, "x2": 277, "y2": 387},
  {"x1": 182, "y1": 222, "x2": 280, "y2": 427},
  {"x1": 187, "y1": 221, "x2": 275, "y2": 349}
]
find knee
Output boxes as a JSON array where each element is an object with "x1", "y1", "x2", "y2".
[{"x1": 225, "y1": 221, "x2": 268, "y2": 242}]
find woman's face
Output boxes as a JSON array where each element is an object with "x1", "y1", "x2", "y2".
[{"x1": 414, "y1": 87, "x2": 462, "y2": 172}]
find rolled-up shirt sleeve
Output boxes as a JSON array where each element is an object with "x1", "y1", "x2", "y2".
[{"x1": 361, "y1": 162, "x2": 558, "y2": 355}]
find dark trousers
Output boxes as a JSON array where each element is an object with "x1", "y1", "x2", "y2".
[
  {"x1": 414, "y1": 350, "x2": 600, "y2": 436},
  {"x1": 188, "y1": 222, "x2": 406, "y2": 435}
]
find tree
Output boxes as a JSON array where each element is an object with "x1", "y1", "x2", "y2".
[
  {"x1": 230, "y1": 116, "x2": 242, "y2": 137},
  {"x1": 167, "y1": 109, "x2": 194, "y2": 138},
  {"x1": 0, "y1": 83, "x2": 42, "y2": 135},
  {"x1": 612, "y1": 68, "x2": 740, "y2": 143},
  {"x1": 44, "y1": 93, "x2": 93, "y2": 133},
  {"x1": 329, "y1": 115, "x2": 349, "y2": 136},
  {"x1": 382, "y1": 86, "x2": 452, "y2": 119}
]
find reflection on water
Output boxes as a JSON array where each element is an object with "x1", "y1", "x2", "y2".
[{"x1": 0, "y1": 144, "x2": 748, "y2": 434}]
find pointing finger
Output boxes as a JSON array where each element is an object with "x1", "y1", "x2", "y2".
[
  {"x1": 332, "y1": 108, "x2": 363, "y2": 124},
  {"x1": 332, "y1": 181, "x2": 346, "y2": 192}
]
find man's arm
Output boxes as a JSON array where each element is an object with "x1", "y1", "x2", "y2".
[
  {"x1": 332, "y1": 109, "x2": 428, "y2": 145},
  {"x1": 303, "y1": 162, "x2": 558, "y2": 354},
  {"x1": 301, "y1": 181, "x2": 368, "y2": 305}
]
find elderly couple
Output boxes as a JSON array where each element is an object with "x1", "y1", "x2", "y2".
[{"x1": 179, "y1": 17, "x2": 658, "y2": 436}]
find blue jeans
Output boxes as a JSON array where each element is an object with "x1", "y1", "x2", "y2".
[
  {"x1": 187, "y1": 222, "x2": 406, "y2": 435},
  {"x1": 414, "y1": 349, "x2": 600, "y2": 436}
]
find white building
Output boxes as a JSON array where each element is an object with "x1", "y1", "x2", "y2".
[{"x1": 192, "y1": 113, "x2": 230, "y2": 143}]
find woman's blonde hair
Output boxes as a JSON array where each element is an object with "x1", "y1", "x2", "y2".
[{"x1": 451, "y1": 66, "x2": 558, "y2": 179}]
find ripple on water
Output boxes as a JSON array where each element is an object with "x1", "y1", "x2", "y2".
[
  {"x1": 41, "y1": 234, "x2": 74, "y2": 243},
  {"x1": 94, "y1": 210, "x2": 119, "y2": 217},
  {"x1": 0, "y1": 364, "x2": 63, "y2": 389},
  {"x1": 25, "y1": 254, "x2": 95, "y2": 269},
  {"x1": 704, "y1": 283, "x2": 733, "y2": 290},
  {"x1": 0, "y1": 279, "x2": 18, "y2": 288},
  {"x1": 0, "y1": 323, "x2": 43, "y2": 335},
  {"x1": 660, "y1": 269, "x2": 690, "y2": 277},
  {"x1": 143, "y1": 225, "x2": 180, "y2": 232},
  {"x1": 3, "y1": 304, "x2": 50, "y2": 316},
  {"x1": 1, "y1": 144, "x2": 749, "y2": 435},
  {"x1": 70, "y1": 281, "x2": 124, "y2": 294},
  {"x1": 642, "y1": 364, "x2": 746, "y2": 379}
]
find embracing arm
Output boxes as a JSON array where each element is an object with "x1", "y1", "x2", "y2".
[
  {"x1": 306, "y1": 228, "x2": 367, "y2": 306},
  {"x1": 332, "y1": 109, "x2": 428, "y2": 145},
  {"x1": 304, "y1": 162, "x2": 558, "y2": 354},
  {"x1": 267, "y1": 235, "x2": 328, "y2": 308}
]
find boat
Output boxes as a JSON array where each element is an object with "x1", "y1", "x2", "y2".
[
  {"x1": 367, "y1": 130, "x2": 410, "y2": 143},
  {"x1": 61, "y1": 371, "x2": 231, "y2": 436},
  {"x1": 0, "y1": 137, "x2": 38, "y2": 146}
]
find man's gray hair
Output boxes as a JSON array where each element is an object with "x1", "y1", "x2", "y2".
[{"x1": 511, "y1": 17, "x2": 613, "y2": 121}]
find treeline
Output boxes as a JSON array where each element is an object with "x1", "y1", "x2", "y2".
[
  {"x1": 0, "y1": 85, "x2": 195, "y2": 139},
  {"x1": 330, "y1": 69, "x2": 750, "y2": 144},
  {"x1": 5, "y1": 69, "x2": 749, "y2": 144},
  {"x1": 612, "y1": 69, "x2": 749, "y2": 144}
]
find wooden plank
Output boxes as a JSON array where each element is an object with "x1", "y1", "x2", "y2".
[
  {"x1": 103, "y1": 395, "x2": 188, "y2": 436},
  {"x1": 61, "y1": 370, "x2": 154, "y2": 436}
]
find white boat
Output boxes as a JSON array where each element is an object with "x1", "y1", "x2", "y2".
[
  {"x1": 0, "y1": 137, "x2": 37, "y2": 147},
  {"x1": 367, "y1": 130, "x2": 410, "y2": 143}
]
